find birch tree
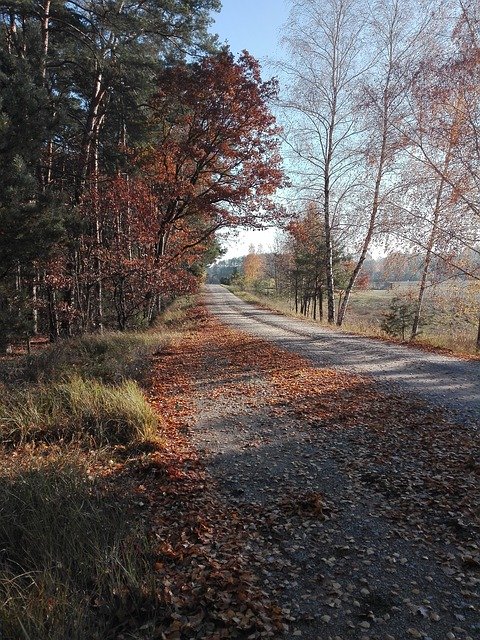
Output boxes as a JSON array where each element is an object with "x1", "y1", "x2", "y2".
[
  {"x1": 281, "y1": 0, "x2": 367, "y2": 323},
  {"x1": 336, "y1": 0, "x2": 444, "y2": 326}
]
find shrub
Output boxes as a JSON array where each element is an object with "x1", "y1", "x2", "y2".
[{"x1": 381, "y1": 297, "x2": 417, "y2": 340}]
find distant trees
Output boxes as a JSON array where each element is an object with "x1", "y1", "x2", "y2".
[{"x1": 243, "y1": 247, "x2": 267, "y2": 289}]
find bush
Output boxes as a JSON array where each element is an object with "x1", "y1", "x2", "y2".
[
  {"x1": 0, "y1": 376, "x2": 159, "y2": 446},
  {"x1": 381, "y1": 297, "x2": 417, "y2": 340}
]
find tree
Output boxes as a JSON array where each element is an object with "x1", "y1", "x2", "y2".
[
  {"x1": 281, "y1": 0, "x2": 367, "y2": 323},
  {"x1": 139, "y1": 51, "x2": 285, "y2": 317},
  {"x1": 286, "y1": 204, "x2": 325, "y2": 318},
  {"x1": 381, "y1": 295, "x2": 418, "y2": 340},
  {"x1": 385, "y1": 1, "x2": 480, "y2": 340},
  {"x1": 147, "y1": 52, "x2": 285, "y2": 255},
  {"x1": 336, "y1": 0, "x2": 443, "y2": 326},
  {"x1": 243, "y1": 246, "x2": 267, "y2": 289}
]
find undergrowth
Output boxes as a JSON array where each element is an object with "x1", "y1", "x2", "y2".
[
  {"x1": 0, "y1": 460, "x2": 161, "y2": 639},
  {"x1": 0, "y1": 296, "x2": 194, "y2": 638},
  {"x1": 25, "y1": 332, "x2": 163, "y2": 384}
]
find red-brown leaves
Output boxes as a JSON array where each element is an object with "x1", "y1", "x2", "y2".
[{"x1": 146, "y1": 51, "x2": 287, "y2": 238}]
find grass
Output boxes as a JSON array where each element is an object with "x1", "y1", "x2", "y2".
[
  {"x1": 0, "y1": 296, "x2": 195, "y2": 638},
  {"x1": 0, "y1": 460, "x2": 160, "y2": 640},
  {"x1": 23, "y1": 332, "x2": 165, "y2": 385},
  {"x1": 0, "y1": 376, "x2": 159, "y2": 446}
]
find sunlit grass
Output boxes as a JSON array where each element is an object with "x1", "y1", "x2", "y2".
[
  {"x1": 229, "y1": 287, "x2": 479, "y2": 355},
  {"x1": 0, "y1": 376, "x2": 160, "y2": 446},
  {"x1": 0, "y1": 298, "x2": 197, "y2": 638}
]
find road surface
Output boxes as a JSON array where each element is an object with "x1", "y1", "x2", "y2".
[{"x1": 204, "y1": 285, "x2": 480, "y2": 424}]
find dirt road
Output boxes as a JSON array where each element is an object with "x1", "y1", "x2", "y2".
[
  {"x1": 178, "y1": 287, "x2": 480, "y2": 639},
  {"x1": 205, "y1": 285, "x2": 480, "y2": 424}
]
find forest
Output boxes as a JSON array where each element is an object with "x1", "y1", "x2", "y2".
[{"x1": 0, "y1": 0, "x2": 284, "y2": 348}]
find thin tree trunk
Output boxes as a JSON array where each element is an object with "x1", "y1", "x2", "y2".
[
  {"x1": 411, "y1": 168, "x2": 449, "y2": 340},
  {"x1": 32, "y1": 283, "x2": 38, "y2": 335},
  {"x1": 93, "y1": 140, "x2": 104, "y2": 333},
  {"x1": 324, "y1": 108, "x2": 336, "y2": 323},
  {"x1": 337, "y1": 132, "x2": 387, "y2": 325},
  {"x1": 40, "y1": 0, "x2": 51, "y2": 81},
  {"x1": 324, "y1": 183, "x2": 335, "y2": 323},
  {"x1": 47, "y1": 286, "x2": 60, "y2": 341},
  {"x1": 76, "y1": 67, "x2": 107, "y2": 201}
]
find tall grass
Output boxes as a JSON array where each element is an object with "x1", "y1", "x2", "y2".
[
  {"x1": 0, "y1": 376, "x2": 159, "y2": 446},
  {"x1": 0, "y1": 298, "x2": 195, "y2": 637},
  {"x1": 24, "y1": 332, "x2": 165, "y2": 385},
  {"x1": 0, "y1": 461, "x2": 160, "y2": 639}
]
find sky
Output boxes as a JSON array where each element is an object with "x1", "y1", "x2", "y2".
[{"x1": 212, "y1": 1, "x2": 290, "y2": 259}]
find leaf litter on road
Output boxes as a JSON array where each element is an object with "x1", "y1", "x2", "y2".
[{"x1": 177, "y1": 303, "x2": 479, "y2": 640}]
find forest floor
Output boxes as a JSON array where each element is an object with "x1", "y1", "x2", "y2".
[{"x1": 145, "y1": 299, "x2": 479, "y2": 639}]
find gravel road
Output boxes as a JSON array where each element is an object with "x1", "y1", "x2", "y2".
[
  {"x1": 204, "y1": 285, "x2": 480, "y2": 424},
  {"x1": 187, "y1": 302, "x2": 480, "y2": 640}
]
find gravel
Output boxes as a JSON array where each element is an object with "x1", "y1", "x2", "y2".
[
  {"x1": 185, "y1": 292, "x2": 480, "y2": 639},
  {"x1": 204, "y1": 285, "x2": 480, "y2": 425}
]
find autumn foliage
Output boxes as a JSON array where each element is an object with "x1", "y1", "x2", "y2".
[{"x1": 1, "y1": 50, "x2": 285, "y2": 341}]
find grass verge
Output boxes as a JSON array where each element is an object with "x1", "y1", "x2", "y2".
[
  {"x1": 0, "y1": 459, "x2": 160, "y2": 640},
  {"x1": 0, "y1": 296, "x2": 196, "y2": 638},
  {"x1": 228, "y1": 287, "x2": 480, "y2": 357},
  {"x1": 0, "y1": 376, "x2": 159, "y2": 446}
]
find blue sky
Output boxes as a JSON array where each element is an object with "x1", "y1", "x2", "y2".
[
  {"x1": 212, "y1": 1, "x2": 290, "y2": 259},
  {"x1": 213, "y1": 0, "x2": 289, "y2": 62}
]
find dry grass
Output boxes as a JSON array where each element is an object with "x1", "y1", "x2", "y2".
[
  {"x1": 0, "y1": 459, "x2": 160, "y2": 640},
  {"x1": 0, "y1": 297, "x2": 196, "y2": 638},
  {"x1": 230, "y1": 287, "x2": 480, "y2": 356},
  {"x1": 23, "y1": 332, "x2": 165, "y2": 385},
  {"x1": 0, "y1": 376, "x2": 159, "y2": 447}
]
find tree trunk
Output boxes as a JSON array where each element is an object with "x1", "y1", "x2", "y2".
[
  {"x1": 32, "y1": 284, "x2": 38, "y2": 335},
  {"x1": 40, "y1": 0, "x2": 51, "y2": 81},
  {"x1": 411, "y1": 173, "x2": 448, "y2": 340},
  {"x1": 324, "y1": 108, "x2": 336, "y2": 323},
  {"x1": 324, "y1": 188, "x2": 335, "y2": 324},
  {"x1": 76, "y1": 67, "x2": 107, "y2": 201},
  {"x1": 47, "y1": 286, "x2": 60, "y2": 341}
]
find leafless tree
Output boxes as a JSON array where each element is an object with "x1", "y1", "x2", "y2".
[
  {"x1": 280, "y1": 0, "x2": 368, "y2": 323},
  {"x1": 336, "y1": 0, "x2": 445, "y2": 326}
]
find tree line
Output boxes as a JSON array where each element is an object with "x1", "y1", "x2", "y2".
[{"x1": 0, "y1": 0, "x2": 285, "y2": 348}]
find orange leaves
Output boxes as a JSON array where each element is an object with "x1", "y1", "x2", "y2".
[
  {"x1": 146, "y1": 51, "x2": 287, "y2": 237},
  {"x1": 136, "y1": 310, "x2": 288, "y2": 638}
]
